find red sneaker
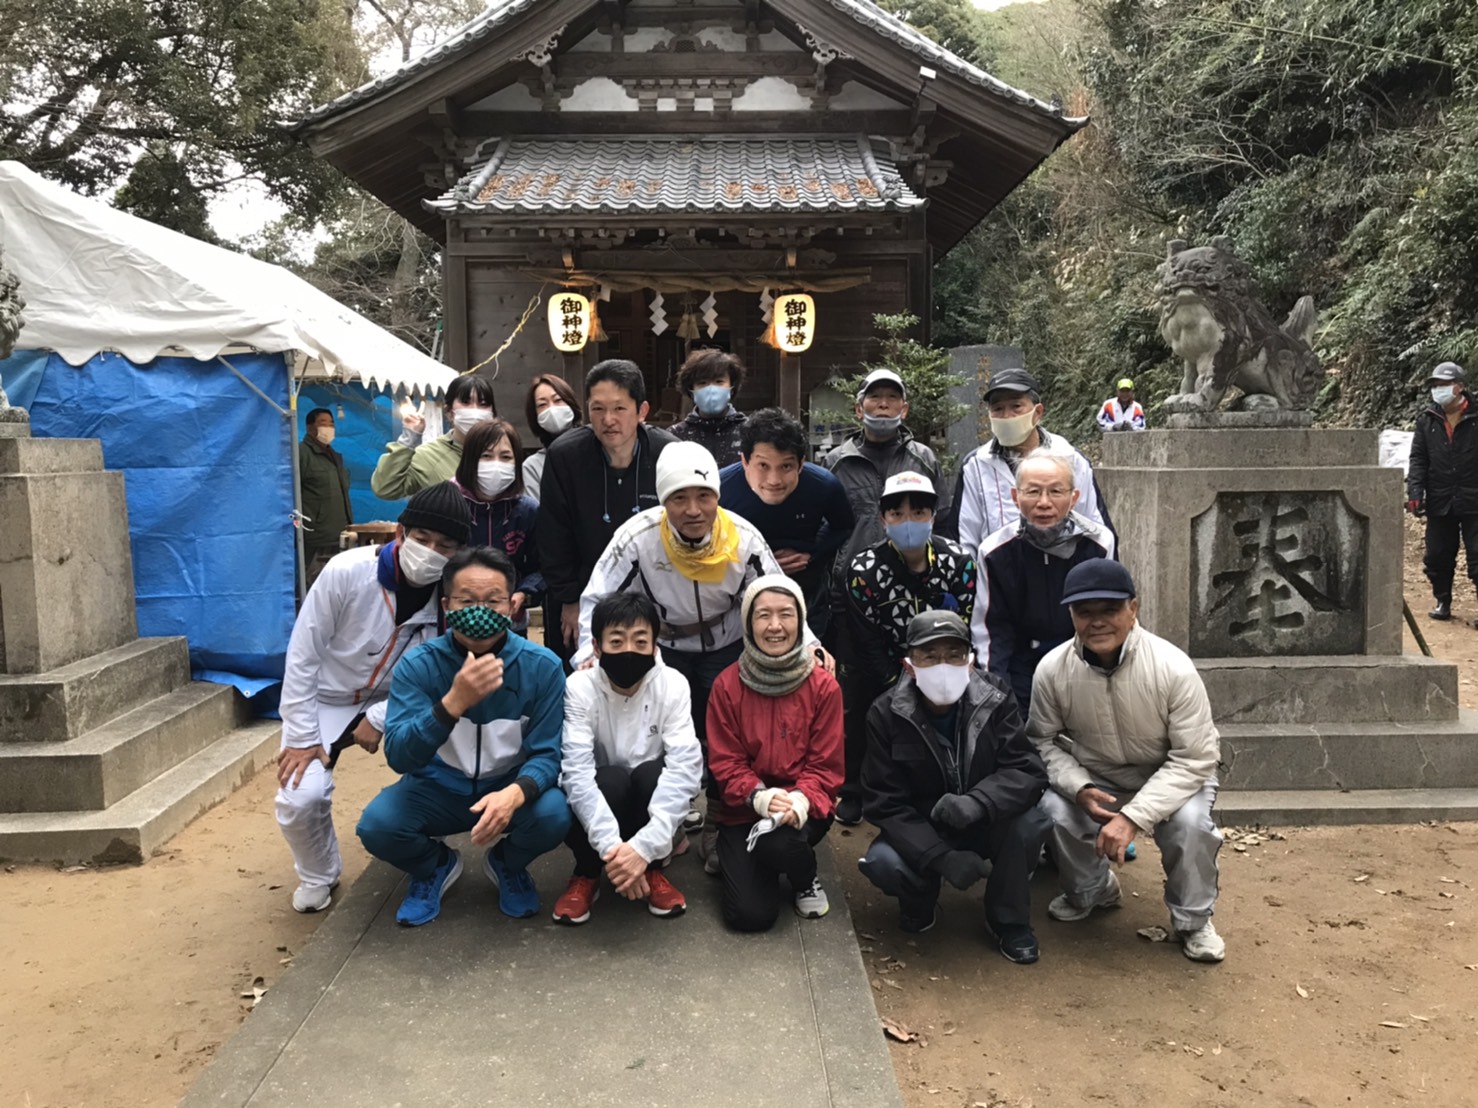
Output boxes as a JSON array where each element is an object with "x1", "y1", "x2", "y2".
[
  {"x1": 552, "y1": 875, "x2": 598, "y2": 925},
  {"x1": 646, "y1": 868, "x2": 687, "y2": 918}
]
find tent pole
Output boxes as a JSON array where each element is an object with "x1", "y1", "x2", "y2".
[{"x1": 288, "y1": 375, "x2": 306, "y2": 603}]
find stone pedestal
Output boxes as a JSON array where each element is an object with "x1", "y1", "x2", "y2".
[{"x1": 1098, "y1": 428, "x2": 1478, "y2": 823}]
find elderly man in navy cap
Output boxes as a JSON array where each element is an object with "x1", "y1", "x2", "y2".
[
  {"x1": 1029, "y1": 559, "x2": 1226, "y2": 963},
  {"x1": 1407, "y1": 361, "x2": 1478, "y2": 622}
]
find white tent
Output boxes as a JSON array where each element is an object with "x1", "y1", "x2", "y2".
[{"x1": 0, "y1": 160, "x2": 454, "y2": 398}]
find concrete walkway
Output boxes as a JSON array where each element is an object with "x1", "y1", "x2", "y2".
[{"x1": 181, "y1": 838, "x2": 901, "y2": 1108}]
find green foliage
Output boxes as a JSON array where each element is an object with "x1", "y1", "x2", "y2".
[{"x1": 827, "y1": 312, "x2": 971, "y2": 468}]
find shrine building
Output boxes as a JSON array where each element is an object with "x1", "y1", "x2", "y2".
[{"x1": 294, "y1": 0, "x2": 1083, "y2": 421}]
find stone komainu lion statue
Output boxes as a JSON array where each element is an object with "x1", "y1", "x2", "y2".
[
  {"x1": 1159, "y1": 236, "x2": 1321, "y2": 413},
  {"x1": 0, "y1": 242, "x2": 24, "y2": 406}
]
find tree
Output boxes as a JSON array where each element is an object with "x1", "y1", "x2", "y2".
[{"x1": 875, "y1": 0, "x2": 999, "y2": 69}]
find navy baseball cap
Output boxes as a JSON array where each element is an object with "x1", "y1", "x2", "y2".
[
  {"x1": 1060, "y1": 559, "x2": 1136, "y2": 606},
  {"x1": 985, "y1": 367, "x2": 1041, "y2": 399},
  {"x1": 1427, "y1": 362, "x2": 1466, "y2": 384}
]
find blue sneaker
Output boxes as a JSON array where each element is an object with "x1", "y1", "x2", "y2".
[
  {"x1": 484, "y1": 850, "x2": 540, "y2": 918},
  {"x1": 395, "y1": 848, "x2": 463, "y2": 926},
  {"x1": 1125, "y1": 841, "x2": 1138, "y2": 862}
]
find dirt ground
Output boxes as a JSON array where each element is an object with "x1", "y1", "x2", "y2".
[{"x1": 2, "y1": 517, "x2": 1476, "y2": 1108}]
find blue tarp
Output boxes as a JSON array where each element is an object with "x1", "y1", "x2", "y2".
[
  {"x1": 0, "y1": 349, "x2": 297, "y2": 687},
  {"x1": 296, "y1": 382, "x2": 407, "y2": 525}
]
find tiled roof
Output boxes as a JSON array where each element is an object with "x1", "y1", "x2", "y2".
[
  {"x1": 425, "y1": 136, "x2": 925, "y2": 216},
  {"x1": 295, "y1": 0, "x2": 1073, "y2": 129}
]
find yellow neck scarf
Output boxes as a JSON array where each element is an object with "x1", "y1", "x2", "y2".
[{"x1": 660, "y1": 507, "x2": 741, "y2": 584}]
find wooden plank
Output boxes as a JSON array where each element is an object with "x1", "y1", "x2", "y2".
[
  {"x1": 445, "y1": 248, "x2": 469, "y2": 371},
  {"x1": 553, "y1": 51, "x2": 812, "y2": 79},
  {"x1": 457, "y1": 109, "x2": 915, "y2": 135}
]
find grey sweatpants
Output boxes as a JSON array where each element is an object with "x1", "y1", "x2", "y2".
[{"x1": 1038, "y1": 777, "x2": 1222, "y2": 932}]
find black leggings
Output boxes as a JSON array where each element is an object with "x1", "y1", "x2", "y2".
[
  {"x1": 717, "y1": 818, "x2": 832, "y2": 932},
  {"x1": 565, "y1": 759, "x2": 665, "y2": 878}
]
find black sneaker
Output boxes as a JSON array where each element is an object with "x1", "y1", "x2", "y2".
[
  {"x1": 899, "y1": 906, "x2": 938, "y2": 934},
  {"x1": 1430, "y1": 600, "x2": 1453, "y2": 621},
  {"x1": 835, "y1": 795, "x2": 863, "y2": 826},
  {"x1": 988, "y1": 921, "x2": 1040, "y2": 964}
]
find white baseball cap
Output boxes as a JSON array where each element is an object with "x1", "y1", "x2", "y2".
[
  {"x1": 881, "y1": 471, "x2": 936, "y2": 500},
  {"x1": 856, "y1": 368, "x2": 907, "y2": 401},
  {"x1": 656, "y1": 441, "x2": 722, "y2": 503}
]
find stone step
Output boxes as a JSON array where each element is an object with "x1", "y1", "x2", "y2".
[
  {"x1": 1216, "y1": 788, "x2": 1478, "y2": 825},
  {"x1": 0, "y1": 682, "x2": 243, "y2": 813},
  {"x1": 0, "y1": 436, "x2": 103, "y2": 475},
  {"x1": 1198, "y1": 655, "x2": 1459, "y2": 725},
  {"x1": 0, "y1": 637, "x2": 192, "y2": 742},
  {"x1": 0, "y1": 719, "x2": 280, "y2": 864},
  {"x1": 1219, "y1": 712, "x2": 1478, "y2": 791}
]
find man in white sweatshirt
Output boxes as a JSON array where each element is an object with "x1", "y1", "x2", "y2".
[{"x1": 555, "y1": 592, "x2": 704, "y2": 924}]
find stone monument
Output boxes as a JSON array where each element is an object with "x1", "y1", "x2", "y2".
[{"x1": 1097, "y1": 245, "x2": 1478, "y2": 822}]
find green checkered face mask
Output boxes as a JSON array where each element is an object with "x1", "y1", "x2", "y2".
[{"x1": 446, "y1": 604, "x2": 511, "y2": 640}]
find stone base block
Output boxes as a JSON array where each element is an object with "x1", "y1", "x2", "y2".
[
  {"x1": 1198, "y1": 655, "x2": 1459, "y2": 725},
  {"x1": 0, "y1": 637, "x2": 191, "y2": 742},
  {"x1": 1216, "y1": 788, "x2": 1478, "y2": 826}
]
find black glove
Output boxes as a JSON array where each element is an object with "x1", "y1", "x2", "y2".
[
  {"x1": 1407, "y1": 498, "x2": 1426, "y2": 518},
  {"x1": 930, "y1": 792, "x2": 987, "y2": 831},
  {"x1": 932, "y1": 850, "x2": 990, "y2": 891}
]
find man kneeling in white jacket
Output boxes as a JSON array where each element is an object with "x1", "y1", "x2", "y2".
[
  {"x1": 1029, "y1": 558, "x2": 1226, "y2": 963},
  {"x1": 555, "y1": 592, "x2": 703, "y2": 924}
]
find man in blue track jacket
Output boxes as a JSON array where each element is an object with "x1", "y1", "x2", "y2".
[{"x1": 357, "y1": 546, "x2": 571, "y2": 926}]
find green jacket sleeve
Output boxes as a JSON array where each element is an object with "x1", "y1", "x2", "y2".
[{"x1": 370, "y1": 436, "x2": 459, "y2": 501}]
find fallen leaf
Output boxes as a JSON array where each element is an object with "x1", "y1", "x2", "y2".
[
  {"x1": 267, "y1": 884, "x2": 282, "y2": 891},
  {"x1": 1212, "y1": 1044, "x2": 1223, "y2": 1056},
  {"x1": 1354, "y1": 874, "x2": 1370, "y2": 883},
  {"x1": 1137, "y1": 925, "x2": 1170, "y2": 942},
  {"x1": 239, "y1": 977, "x2": 267, "y2": 1008},
  {"x1": 625, "y1": 1057, "x2": 645, "y2": 1071},
  {"x1": 1183, "y1": 1044, "x2": 1204, "y2": 1056},
  {"x1": 882, "y1": 977, "x2": 903, "y2": 990},
  {"x1": 1465, "y1": 964, "x2": 1478, "y2": 971},
  {"x1": 882, "y1": 1016, "x2": 919, "y2": 1044},
  {"x1": 858, "y1": 932, "x2": 880, "y2": 941},
  {"x1": 1233, "y1": 843, "x2": 1247, "y2": 853},
  {"x1": 1379, "y1": 1021, "x2": 1407, "y2": 1029},
  {"x1": 1440, "y1": 891, "x2": 1455, "y2": 899},
  {"x1": 1409, "y1": 1014, "x2": 1430, "y2": 1023},
  {"x1": 1440, "y1": 877, "x2": 1457, "y2": 884},
  {"x1": 60, "y1": 865, "x2": 87, "y2": 874},
  {"x1": 1295, "y1": 984, "x2": 1310, "y2": 999},
  {"x1": 870, "y1": 978, "x2": 882, "y2": 991}
]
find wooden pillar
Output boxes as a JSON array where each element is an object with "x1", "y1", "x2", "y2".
[
  {"x1": 779, "y1": 353, "x2": 803, "y2": 417},
  {"x1": 445, "y1": 252, "x2": 469, "y2": 372}
]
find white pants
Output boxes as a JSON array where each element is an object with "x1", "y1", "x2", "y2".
[
  {"x1": 275, "y1": 703, "x2": 360, "y2": 889},
  {"x1": 1039, "y1": 777, "x2": 1223, "y2": 932}
]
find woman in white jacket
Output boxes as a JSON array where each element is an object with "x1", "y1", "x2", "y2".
[{"x1": 555, "y1": 592, "x2": 703, "y2": 924}]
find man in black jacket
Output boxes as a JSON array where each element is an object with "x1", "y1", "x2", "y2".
[
  {"x1": 858, "y1": 610, "x2": 1052, "y2": 963},
  {"x1": 536, "y1": 360, "x2": 676, "y2": 664},
  {"x1": 1407, "y1": 362, "x2": 1478, "y2": 622}
]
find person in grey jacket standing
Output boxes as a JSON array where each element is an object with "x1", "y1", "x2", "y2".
[{"x1": 1030, "y1": 559, "x2": 1226, "y2": 963}]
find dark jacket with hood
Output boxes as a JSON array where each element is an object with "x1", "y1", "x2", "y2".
[
  {"x1": 536, "y1": 423, "x2": 677, "y2": 605},
  {"x1": 669, "y1": 405, "x2": 746, "y2": 470},
  {"x1": 299, "y1": 436, "x2": 353, "y2": 552},
  {"x1": 860, "y1": 668, "x2": 1047, "y2": 875},
  {"x1": 1408, "y1": 397, "x2": 1478, "y2": 517}
]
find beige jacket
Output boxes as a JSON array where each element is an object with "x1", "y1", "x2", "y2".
[{"x1": 1028, "y1": 623, "x2": 1219, "y2": 830}]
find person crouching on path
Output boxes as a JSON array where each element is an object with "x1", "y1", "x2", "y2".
[
  {"x1": 707, "y1": 576, "x2": 844, "y2": 931},
  {"x1": 553, "y1": 592, "x2": 703, "y2": 925},
  {"x1": 274, "y1": 482, "x2": 470, "y2": 914},
  {"x1": 858, "y1": 611, "x2": 1051, "y2": 963},
  {"x1": 1031, "y1": 559, "x2": 1226, "y2": 963},
  {"x1": 357, "y1": 547, "x2": 571, "y2": 926},
  {"x1": 573, "y1": 440, "x2": 830, "y2": 872}
]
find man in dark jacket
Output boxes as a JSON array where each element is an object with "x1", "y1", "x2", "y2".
[
  {"x1": 975, "y1": 453, "x2": 1116, "y2": 710},
  {"x1": 668, "y1": 348, "x2": 747, "y2": 469},
  {"x1": 300, "y1": 407, "x2": 353, "y2": 586},
  {"x1": 537, "y1": 360, "x2": 676, "y2": 664},
  {"x1": 858, "y1": 611, "x2": 1052, "y2": 963},
  {"x1": 1408, "y1": 361, "x2": 1478, "y2": 622}
]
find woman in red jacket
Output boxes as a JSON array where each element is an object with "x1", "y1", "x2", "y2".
[{"x1": 707, "y1": 575, "x2": 844, "y2": 931}]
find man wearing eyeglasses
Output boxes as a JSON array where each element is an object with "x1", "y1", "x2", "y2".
[
  {"x1": 357, "y1": 546, "x2": 572, "y2": 927},
  {"x1": 973, "y1": 452, "x2": 1116, "y2": 713},
  {"x1": 857, "y1": 610, "x2": 1051, "y2": 963}
]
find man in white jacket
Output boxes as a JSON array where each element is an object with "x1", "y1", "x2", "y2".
[
  {"x1": 1029, "y1": 559, "x2": 1226, "y2": 963},
  {"x1": 555, "y1": 592, "x2": 703, "y2": 925},
  {"x1": 275, "y1": 482, "x2": 471, "y2": 913}
]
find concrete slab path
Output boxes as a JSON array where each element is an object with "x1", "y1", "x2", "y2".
[{"x1": 181, "y1": 837, "x2": 901, "y2": 1108}]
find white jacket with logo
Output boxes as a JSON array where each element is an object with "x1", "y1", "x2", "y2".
[
  {"x1": 559, "y1": 659, "x2": 704, "y2": 863},
  {"x1": 574, "y1": 506, "x2": 811, "y2": 664},
  {"x1": 279, "y1": 545, "x2": 439, "y2": 749},
  {"x1": 1027, "y1": 623, "x2": 1219, "y2": 830},
  {"x1": 953, "y1": 429, "x2": 1105, "y2": 558}
]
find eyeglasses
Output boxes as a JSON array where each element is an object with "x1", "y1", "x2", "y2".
[
  {"x1": 449, "y1": 595, "x2": 510, "y2": 608},
  {"x1": 1017, "y1": 486, "x2": 1073, "y2": 500},
  {"x1": 909, "y1": 645, "x2": 970, "y2": 667}
]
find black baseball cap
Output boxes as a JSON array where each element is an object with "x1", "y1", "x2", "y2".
[
  {"x1": 1427, "y1": 362, "x2": 1467, "y2": 384},
  {"x1": 905, "y1": 610, "x2": 971, "y2": 649},
  {"x1": 984, "y1": 367, "x2": 1041, "y2": 399},
  {"x1": 1060, "y1": 559, "x2": 1137, "y2": 606}
]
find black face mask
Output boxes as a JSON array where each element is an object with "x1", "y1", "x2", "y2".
[
  {"x1": 1019, "y1": 517, "x2": 1074, "y2": 550},
  {"x1": 599, "y1": 650, "x2": 657, "y2": 689}
]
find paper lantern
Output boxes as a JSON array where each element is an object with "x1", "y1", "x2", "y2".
[
  {"x1": 548, "y1": 293, "x2": 591, "y2": 353},
  {"x1": 774, "y1": 293, "x2": 815, "y2": 354}
]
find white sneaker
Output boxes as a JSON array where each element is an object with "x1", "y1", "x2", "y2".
[
  {"x1": 1177, "y1": 920, "x2": 1226, "y2": 963},
  {"x1": 1047, "y1": 870, "x2": 1122, "y2": 922},
  {"x1": 292, "y1": 881, "x2": 334, "y2": 913},
  {"x1": 794, "y1": 878, "x2": 829, "y2": 919}
]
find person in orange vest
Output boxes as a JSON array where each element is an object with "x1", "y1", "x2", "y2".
[{"x1": 1097, "y1": 379, "x2": 1146, "y2": 433}]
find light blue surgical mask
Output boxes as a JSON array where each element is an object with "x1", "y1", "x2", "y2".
[
  {"x1": 1432, "y1": 385, "x2": 1458, "y2": 407},
  {"x1": 885, "y1": 520, "x2": 932, "y2": 552},
  {"x1": 693, "y1": 385, "x2": 731, "y2": 416}
]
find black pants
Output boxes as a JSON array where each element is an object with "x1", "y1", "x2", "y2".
[
  {"x1": 1423, "y1": 512, "x2": 1478, "y2": 602},
  {"x1": 858, "y1": 806, "x2": 1053, "y2": 930},
  {"x1": 663, "y1": 640, "x2": 742, "y2": 800},
  {"x1": 565, "y1": 760, "x2": 665, "y2": 878},
  {"x1": 718, "y1": 817, "x2": 832, "y2": 932},
  {"x1": 543, "y1": 596, "x2": 576, "y2": 672},
  {"x1": 837, "y1": 664, "x2": 887, "y2": 801}
]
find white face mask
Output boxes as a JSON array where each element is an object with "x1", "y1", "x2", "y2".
[
  {"x1": 990, "y1": 411, "x2": 1037, "y2": 448},
  {"x1": 911, "y1": 655, "x2": 973, "y2": 706},
  {"x1": 314, "y1": 426, "x2": 336, "y2": 446},
  {"x1": 397, "y1": 537, "x2": 448, "y2": 586},
  {"x1": 1432, "y1": 385, "x2": 1458, "y2": 407},
  {"x1": 537, "y1": 403, "x2": 575, "y2": 435},
  {"x1": 452, "y1": 407, "x2": 495, "y2": 435},
  {"x1": 477, "y1": 459, "x2": 516, "y2": 499}
]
